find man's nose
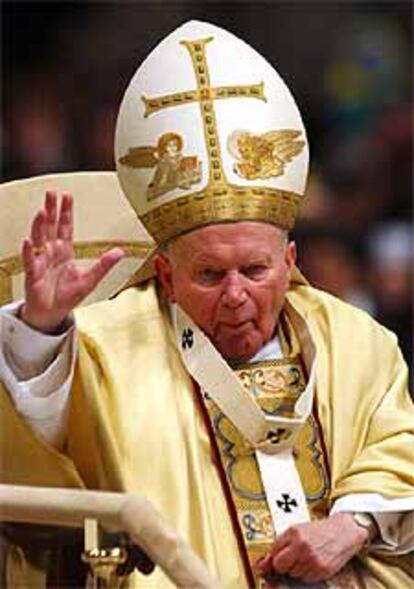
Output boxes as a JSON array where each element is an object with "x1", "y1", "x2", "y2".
[{"x1": 221, "y1": 272, "x2": 248, "y2": 307}]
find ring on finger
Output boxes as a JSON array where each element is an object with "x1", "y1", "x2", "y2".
[{"x1": 32, "y1": 245, "x2": 46, "y2": 256}]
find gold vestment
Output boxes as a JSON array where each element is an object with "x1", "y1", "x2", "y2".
[{"x1": 2, "y1": 280, "x2": 414, "y2": 588}]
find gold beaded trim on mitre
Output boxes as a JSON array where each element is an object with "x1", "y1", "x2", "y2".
[
  {"x1": 121, "y1": 35, "x2": 304, "y2": 244},
  {"x1": 142, "y1": 183, "x2": 300, "y2": 244}
]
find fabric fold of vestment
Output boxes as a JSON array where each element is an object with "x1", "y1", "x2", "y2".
[{"x1": 2, "y1": 279, "x2": 414, "y2": 588}]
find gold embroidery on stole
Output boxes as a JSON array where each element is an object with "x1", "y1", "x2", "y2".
[
  {"x1": 199, "y1": 312, "x2": 365, "y2": 587},
  {"x1": 201, "y1": 355, "x2": 331, "y2": 585}
]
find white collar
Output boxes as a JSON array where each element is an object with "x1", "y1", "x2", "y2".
[{"x1": 249, "y1": 335, "x2": 283, "y2": 363}]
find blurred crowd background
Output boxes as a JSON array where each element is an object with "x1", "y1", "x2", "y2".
[{"x1": 2, "y1": 2, "x2": 412, "y2": 388}]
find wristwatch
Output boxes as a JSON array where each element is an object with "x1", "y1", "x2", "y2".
[{"x1": 352, "y1": 512, "x2": 379, "y2": 549}]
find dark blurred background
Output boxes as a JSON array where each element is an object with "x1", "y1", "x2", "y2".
[{"x1": 2, "y1": 1, "x2": 412, "y2": 386}]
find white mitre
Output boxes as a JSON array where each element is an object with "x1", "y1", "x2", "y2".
[{"x1": 115, "y1": 20, "x2": 309, "y2": 244}]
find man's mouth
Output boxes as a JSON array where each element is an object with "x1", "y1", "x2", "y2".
[{"x1": 218, "y1": 320, "x2": 254, "y2": 333}]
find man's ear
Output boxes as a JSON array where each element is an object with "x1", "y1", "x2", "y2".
[
  {"x1": 286, "y1": 241, "x2": 297, "y2": 272},
  {"x1": 154, "y1": 253, "x2": 176, "y2": 302}
]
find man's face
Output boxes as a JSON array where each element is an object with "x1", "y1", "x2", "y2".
[{"x1": 155, "y1": 222, "x2": 296, "y2": 363}]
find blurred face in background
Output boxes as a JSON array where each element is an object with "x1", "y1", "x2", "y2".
[
  {"x1": 155, "y1": 222, "x2": 296, "y2": 363},
  {"x1": 298, "y1": 238, "x2": 360, "y2": 300}
]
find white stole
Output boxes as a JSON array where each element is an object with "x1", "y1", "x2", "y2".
[{"x1": 173, "y1": 303, "x2": 317, "y2": 534}]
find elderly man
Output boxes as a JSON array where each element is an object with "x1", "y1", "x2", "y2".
[{"x1": 1, "y1": 21, "x2": 413, "y2": 589}]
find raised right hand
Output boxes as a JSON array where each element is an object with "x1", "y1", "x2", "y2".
[{"x1": 20, "y1": 191, "x2": 125, "y2": 333}]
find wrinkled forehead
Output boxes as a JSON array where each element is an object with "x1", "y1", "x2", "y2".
[{"x1": 167, "y1": 221, "x2": 288, "y2": 259}]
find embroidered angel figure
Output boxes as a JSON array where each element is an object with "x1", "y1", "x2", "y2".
[
  {"x1": 118, "y1": 132, "x2": 202, "y2": 200},
  {"x1": 227, "y1": 129, "x2": 305, "y2": 180}
]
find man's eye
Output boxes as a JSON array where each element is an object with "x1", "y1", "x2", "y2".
[
  {"x1": 198, "y1": 269, "x2": 224, "y2": 284},
  {"x1": 242, "y1": 265, "x2": 268, "y2": 280}
]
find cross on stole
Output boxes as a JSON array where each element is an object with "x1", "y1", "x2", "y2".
[
  {"x1": 141, "y1": 36, "x2": 267, "y2": 186},
  {"x1": 181, "y1": 328, "x2": 194, "y2": 350},
  {"x1": 276, "y1": 493, "x2": 298, "y2": 514}
]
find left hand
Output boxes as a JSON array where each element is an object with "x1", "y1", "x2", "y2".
[{"x1": 256, "y1": 513, "x2": 369, "y2": 584}]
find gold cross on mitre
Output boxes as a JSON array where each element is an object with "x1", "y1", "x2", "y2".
[{"x1": 141, "y1": 37, "x2": 266, "y2": 186}]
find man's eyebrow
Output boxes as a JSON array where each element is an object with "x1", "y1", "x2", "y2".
[
  {"x1": 241, "y1": 254, "x2": 272, "y2": 265},
  {"x1": 190, "y1": 253, "x2": 223, "y2": 266},
  {"x1": 189, "y1": 257, "x2": 273, "y2": 270},
  {"x1": 243, "y1": 256, "x2": 271, "y2": 263},
  {"x1": 194, "y1": 261, "x2": 224, "y2": 270}
]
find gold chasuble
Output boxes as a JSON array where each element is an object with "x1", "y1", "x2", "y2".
[{"x1": 2, "y1": 279, "x2": 414, "y2": 588}]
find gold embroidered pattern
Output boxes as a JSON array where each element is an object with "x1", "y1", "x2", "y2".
[
  {"x1": 0, "y1": 241, "x2": 151, "y2": 306},
  {"x1": 201, "y1": 358, "x2": 331, "y2": 579},
  {"x1": 295, "y1": 416, "x2": 331, "y2": 509},
  {"x1": 141, "y1": 184, "x2": 300, "y2": 243},
  {"x1": 119, "y1": 35, "x2": 305, "y2": 244},
  {"x1": 119, "y1": 132, "x2": 202, "y2": 200},
  {"x1": 142, "y1": 82, "x2": 265, "y2": 118},
  {"x1": 228, "y1": 129, "x2": 305, "y2": 180},
  {"x1": 141, "y1": 36, "x2": 266, "y2": 188}
]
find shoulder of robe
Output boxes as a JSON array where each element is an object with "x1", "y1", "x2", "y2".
[
  {"x1": 287, "y1": 284, "x2": 399, "y2": 352},
  {"x1": 74, "y1": 279, "x2": 163, "y2": 336}
]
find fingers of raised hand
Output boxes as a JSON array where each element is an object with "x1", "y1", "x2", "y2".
[
  {"x1": 24, "y1": 215, "x2": 49, "y2": 284},
  {"x1": 57, "y1": 192, "x2": 73, "y2": 241},
  {"x1": 79, "y1": 248, "x2": 125, "y2": 295},
  {"x1": 31, "y1": 209, "x2": 48, "y2": 250},
  {"x1": 45, "y1": 191, "x2": 58, "y2": 240},
  {"x1": 28, "y1": 191, "x2": 73, "y2": 251},
  {"x1": 43, "y1": 190, "x2": 73, "y2": 242},
  {"x1": 22, "y1": 237, "x2": 37, "y2": 279},
  {"x1": 23, "y1": 192, "x2": 74, "y2": 284}
]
